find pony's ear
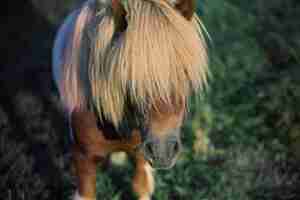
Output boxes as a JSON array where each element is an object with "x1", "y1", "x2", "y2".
[
  {"x1": 173, "y1": 0, "x2": 196, "y2": 20},
  {"x1": 111, "y1": 0, "x2": 128, "y2": 33}
]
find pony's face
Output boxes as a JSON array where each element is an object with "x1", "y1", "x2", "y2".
[{"x1": 140, "y1": 102, "x2": 185, "y2": 169}]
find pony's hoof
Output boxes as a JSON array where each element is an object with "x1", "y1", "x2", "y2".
[
  {"x1": 73, "y1": 191, "x2": 95, "y2": 200},
  {"x1": 139, "y1": 196, "x2": 151, "y2": 200}
]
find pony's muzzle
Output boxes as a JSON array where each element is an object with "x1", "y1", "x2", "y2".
[{"x1": 142, "y1": 133, "x2": 182, "y2": 169}]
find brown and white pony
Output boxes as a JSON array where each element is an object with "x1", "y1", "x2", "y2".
[{"x1": 52, "y1": 0, "x2": 208, "y2": 199}]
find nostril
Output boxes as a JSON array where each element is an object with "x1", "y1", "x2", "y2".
[
  {"x1": 145, "y1": 142, "x2": 154, "y2": 156},
  {"x1": 173, "y1": 141, "x2": 180, "y2": 153}
]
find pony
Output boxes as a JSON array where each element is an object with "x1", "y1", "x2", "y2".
[{"x1": 52, "y1": 0, "x2": 208, "y2": 199}]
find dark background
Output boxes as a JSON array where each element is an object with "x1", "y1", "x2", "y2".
[{"x1": 0, "y1": 0, "x2": 72, "y2": 199}]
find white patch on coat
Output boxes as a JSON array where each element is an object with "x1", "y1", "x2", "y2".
[
  {"x1": 145, "y1": 163, "x2": 155, "y2": 195},
  {"x1": 73, "y1": 191, "x2": 84, "y2": 200},
  {"x1": 73, "y1": 191, "x2": 95, "y2": 200}
]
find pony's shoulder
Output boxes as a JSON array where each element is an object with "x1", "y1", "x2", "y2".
[{"x1": 52, "y1": 9, "x2": 80, "y2": 86}]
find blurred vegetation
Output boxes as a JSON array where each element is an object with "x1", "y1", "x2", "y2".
[
  {"x1": 31, "y1": 0, "x2": 84, "y2": 24},
  {"x1": 1, "y1": 0, "x2": 300, "y2": 199}
]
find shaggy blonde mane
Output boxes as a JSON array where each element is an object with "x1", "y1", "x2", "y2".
[{"x1": 60, "y1": 0, "x2": 208, "y2": 127}]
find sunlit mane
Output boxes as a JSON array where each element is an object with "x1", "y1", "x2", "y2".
[{"x1": 60, "y1": 0, "x2": 208, "y2": 127}]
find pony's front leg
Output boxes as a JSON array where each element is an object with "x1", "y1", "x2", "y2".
[
  {"x1": 70, "y1": 109, "x2": 109, "y2": 200},
  {"x1": 132, "y1": 154, "x2": 155, "y2": 200},
  {"x1": 72, "y1": 147, "x2": 98, "y2": 200}
]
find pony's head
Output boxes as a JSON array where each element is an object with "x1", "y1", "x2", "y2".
[
  {"x1": 62, "y1": 0, "x2": 208, "y2": 169},
  {"x1": 92, "y1": 0, "x2": 208, "y2": 169}
]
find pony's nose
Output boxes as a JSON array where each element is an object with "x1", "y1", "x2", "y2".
[{"x1": 142, "y1": 135, "x2": 182, "y2": 169}]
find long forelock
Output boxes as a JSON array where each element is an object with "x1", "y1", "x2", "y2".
[{"x1": 85, "y1": 0, "x2": 208, "y2": 127}]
